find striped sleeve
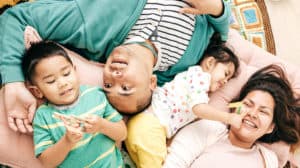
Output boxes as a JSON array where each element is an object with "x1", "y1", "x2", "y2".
[
  {"x1": 33, "y1": 108, "x2": 55, "y2": 157},
  {"x1": 103, "y1": 99, "x2": 123, "y2": 122}
]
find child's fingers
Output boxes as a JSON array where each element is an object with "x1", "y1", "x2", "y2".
[
  {"x1": 82, "y1": 122, "x2": 93, "y2": 133},
  {"x1": 66, "y1": 128, "x2": 83, "y2": 143},
  {"x1": 239, "y1": 107, "x2": 249, "y2": 119},
  {"x1": 72, "y1": 116, "x2": 88, "y2": 123},
  {"x1": 65, "y1": 123, "x2": 83, "y2": 135},
  {"x1": 83, "y1": 114, "x2": 98, "y2": 124},
  {"x1": 61, "y1": 117, "x2": 79, "y2": 129},
  {"x1": 60, "y1": 116, "x2": 69, "y2": 125}
]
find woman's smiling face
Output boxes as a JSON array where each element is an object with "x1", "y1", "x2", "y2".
[{"x1": 229, "y1": 90, "x2": 275, "y2": 147}]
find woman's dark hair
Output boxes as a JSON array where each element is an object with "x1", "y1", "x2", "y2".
[
  {"x1": 22, "y1": 41, "x2": 72, "y2": 82},
  {"x1": 234, "y1": 64, "x2": 300, "y2": 144},
  {"x1": 199, "y1": 32, "x2": 240, "y2": 77}
]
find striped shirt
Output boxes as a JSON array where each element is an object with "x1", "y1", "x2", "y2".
[
  {"x1": 33, "y1": 85, "x2": 123, "y2": 168},
  {"x1": 126, "y1": 0, "x2": 195, "y2": 72}
]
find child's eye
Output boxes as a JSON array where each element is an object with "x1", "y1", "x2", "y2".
[
  {"x1": 225, "y1": 71, "x2": 230, "y2": 77},
  {"x1": 122, "y1": 85, "x2": 130, "y2": 91},
  {"x1": 46, "y1": 80, "x2": 55, "y2": 84},
  {"x1": 63, "y1": 71, "x2": 71, "y2": 76},
  {"x1": 104, "y1": 83, "x2": 112, "y2": 88}
]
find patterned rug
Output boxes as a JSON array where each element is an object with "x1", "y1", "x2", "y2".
[{"x1": 229, "y1": 0, "x2": 276, "y2": 55}]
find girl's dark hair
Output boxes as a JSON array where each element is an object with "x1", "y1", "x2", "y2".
[
  {"x1": 234, "y1": 64, "x2": 300, "y2": 144},
  {"x1": 22, "y1": 41, "x2": 72, "y2": 82},
  {"x1": 200, "y1": 32, "x2": 240, "y2": 77}
]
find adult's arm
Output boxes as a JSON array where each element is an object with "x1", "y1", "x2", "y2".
[
  {"x1": 205, "y1": 0, "x2": 231, "y2": 41},
  {"x1": 163, "y1": 120, "x2": 226, "y2": 168},
  {"x1": 0, "y1": 1, "x2": 86, "y2": 84},
  {"x1": 0, "y1": 1, "x2": 86, "y2": 133},
  {"x1": 0, "y1": 16, "x2": 103, "y2": 133},
  {"x1": 0, "y1": 0, "x2": 142, "y2": 133},
  {"x1": 181, "y1": 0, "x2": 231, "y2": 41}
]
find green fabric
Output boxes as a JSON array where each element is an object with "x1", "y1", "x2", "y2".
[
  {"x1": 0, "y1": 0, "x2": 145, "y2": 84},
  {"x1": 33, "y1": 85, "x2": 123, "y2": 168},
  {"x1": 154, "y1": 1, "x2": 231, "y2": 86},
  {"x1": 0, "y1": 0, "x2": 230, "y2": 86}
]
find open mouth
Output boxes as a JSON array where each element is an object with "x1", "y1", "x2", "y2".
[
  {"x1": 60, "y1": 88, "x2": 73, "y2": 96},
  {"x1": 112, "y1": 61, "x2": 127, "y2": 65},
  {"x1": 111, "y1": 59, "x2": 128, "y2": 69},
  {"x1": 242, "y1": 119, "x2": 258, "y2": 128}
]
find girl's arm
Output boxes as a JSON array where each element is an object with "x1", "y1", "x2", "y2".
[{"x1": 193, "y1": 103, "x2": 244, "y2": 128}]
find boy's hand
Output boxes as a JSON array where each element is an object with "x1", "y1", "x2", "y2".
[
  {"x1": 181, "y1": 0, "x2": 224, "y2": 17},
  {"x1": 81, "y1": 114, "x2": 102, "y2": 134},
  {"x1": 61, "y1": 117, "x2": 83, "y2": 144}
]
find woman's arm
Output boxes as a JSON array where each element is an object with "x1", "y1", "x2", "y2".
[{"x1": 163, "y1": 120, "x2": 226, "y2": 168}]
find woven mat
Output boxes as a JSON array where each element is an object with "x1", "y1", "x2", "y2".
[
  {"x1": 230, "y1": 0, "x2": 276, "y2": 55},
  {"x1": 256, "y1": 0, "x2": 276, "y2": 55}
]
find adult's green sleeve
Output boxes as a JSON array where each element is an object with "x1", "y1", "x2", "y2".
[
  {"x1": 0, "y1": 1, "x2": 85, "y2": 84},
  {"x1": 206, "y1": 0, "x2": 231, "y2": 41}
]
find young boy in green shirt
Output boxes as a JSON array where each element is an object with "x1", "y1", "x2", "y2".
[{"x1": 22, "y1": 41, "x2": 126, "y2": 167}]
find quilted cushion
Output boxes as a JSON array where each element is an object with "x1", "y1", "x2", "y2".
[{"x1": 229, "y1": 0, "x2": 276, "y2": 54}]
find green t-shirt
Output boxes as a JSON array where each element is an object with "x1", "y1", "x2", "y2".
[{"x1": 33, "y1": 85, "x2": 123, "y2": 168}]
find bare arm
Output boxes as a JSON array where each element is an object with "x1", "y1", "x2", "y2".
[
  {"x1": 38, "y1": 121, "x2": 83, "y2": 168},
  {"x1": 83, "y1": 115, "x2": 127, "y2": 142},
  {"x1": 193, "y1": 103, "x2": 244, "y2": 128},
  {"x1": 181, "y1": 0, "x2": 231, "y2": 41},
  {"x1": 38, "y1": 135, "x2": 74, "y2": 168},
  {"x1": 181, "y1": 0, "x2": 224, "y2": 16}
]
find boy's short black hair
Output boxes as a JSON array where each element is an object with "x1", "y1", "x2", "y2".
[{"x1": 22, "y1": 41, "x2": 72, "y2": 82}]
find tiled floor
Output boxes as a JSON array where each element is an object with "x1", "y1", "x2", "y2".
[{"x1": 265, "y1": 0, "x2": 300, "y2": 166}]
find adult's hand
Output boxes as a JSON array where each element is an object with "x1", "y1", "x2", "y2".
[
  {"x1": 181, "y1": 0, "x2": 224, "y2": 17},
  {"x1": 3, "y1": 82, "x2": 36, "y2": 133}
]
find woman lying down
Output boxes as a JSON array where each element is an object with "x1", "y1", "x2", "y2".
[{"x1": 164, "y1": 64, "x2": 300, "y2": 168}]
